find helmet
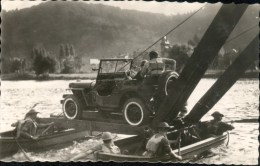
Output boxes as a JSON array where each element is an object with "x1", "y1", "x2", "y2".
[
  {"x1": 101, "y1": 132, "x2": 113, "y2": 141},
  {"x1": 157, "y1": 122, "x2": 170, "y2": 129},
  {"x1": 26, "y1": 109, "x2": 39, "y2": 115},
  {"x1": 149, "y1": 51, "x2": 159, "y2": 59},
  {"x1": 211, "y1": 111, "x2": 224, "y2": 118}
]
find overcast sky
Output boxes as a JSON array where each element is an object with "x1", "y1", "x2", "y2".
[{"x1": 2, "y1": 0, "x2": 206, "y2": 15}]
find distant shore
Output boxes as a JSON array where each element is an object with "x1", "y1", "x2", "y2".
[
  {"x1": 1, "y1": 70, "x2": 258, "y2": 81},
  {"x1": 1, "y1": 73, "x2": 97, "y2": 81}
]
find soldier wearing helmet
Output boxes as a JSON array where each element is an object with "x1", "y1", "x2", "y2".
[
  {"x1": 143, "y1": 122, "x2": 182, "y2": 160},
  {"x1": 205, "y1": 111, "x2": 234, "y2": 137},
  {"x1": 11, "y1": 109, "x2": 54, "y2": 140},
  {"x1": 70, "y1": 132, "x2": 120, "y2": 161}
]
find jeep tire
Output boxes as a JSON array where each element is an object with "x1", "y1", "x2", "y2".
[
  {"x1": 62, "y1": 95, "x2": 82, "y2": 119},
  {"x1": 123, "y1": 98, "x2": 150, "y2": 126}
]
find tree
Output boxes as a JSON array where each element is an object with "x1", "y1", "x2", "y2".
[
  {"x1": 65, "y1": 44, "x2": 70, "y2": 57},
  {"x1": 188, "y1": 34, "x2": 200, "y2": 47},
  {"x1": 59, "y1": 44, "x2": 66, "y2": 58},
  {"x1": 59, "y1": 44, "x2": 66, "y2": 72},
  {"x1": 74, "y1": 55, "x2": 82, "y2": 72},
  {"x1": 10, "y1": 57, "x2": 22, "y2": 73},
  {"x1": 168, "y1": 44, "x2": 191, "y2": 73},
  {"x1": 70, "y1": 44, "x2": 76, "y2": 56},
  {"x1": 32, "y1": 48, "x2": 56, "y2": 76},
  {"x1": 62, "y1": 55, "x2": 75, "y2": 73},
  {"x1": 61, "y1": 44, "x2": 78, "y2": 73}
]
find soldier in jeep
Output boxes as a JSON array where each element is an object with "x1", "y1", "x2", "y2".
[{"x1": 140, "y1": 51, "x2": 165, "y2": 77}]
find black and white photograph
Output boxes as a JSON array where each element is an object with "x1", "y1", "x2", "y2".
[{"x1": 0, "y1": 0, "x2": 259, "y2": 164}]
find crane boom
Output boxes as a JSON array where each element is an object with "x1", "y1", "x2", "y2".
[
  {"x1": 152, "y1": 4, "x2": 248, "y2": 126},
  {"x1": 184, "y1": 35, "x2": 259, "y2": 124}
]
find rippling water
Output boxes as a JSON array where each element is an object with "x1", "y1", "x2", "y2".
[{"x1": 0, "y1": 79, "x2": 258, "y2": 164}]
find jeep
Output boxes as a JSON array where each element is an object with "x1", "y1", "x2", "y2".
[{"x1": 61, "y1": 58, "x2": 178, "y2": 126}]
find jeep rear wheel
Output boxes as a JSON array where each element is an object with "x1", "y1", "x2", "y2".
[
  {"x1": 62, "y1": 95, "x2": 82, "y2": 119},
  {"x1": 123, "y1": 98, "x2": 150, "y2": 126}
]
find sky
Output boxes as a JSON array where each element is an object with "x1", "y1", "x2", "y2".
[{"x1": 2, "y1": 0, "x2": 206, "y2": 16}]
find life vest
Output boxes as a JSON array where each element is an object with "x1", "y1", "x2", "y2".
[
  {"x1": 101, "y1": 144, "x2": 120, "y2": 154},
  {"x1": 20, "y1": 119, "x2": 38, "y2": 136},
  {"x1": 207, "y1": 120, "x2": 219, "y2": 135},
  {"x1": 146, "y1": 134, "x2": 164, "y2": 153},
  {"x1": 148, "y1": 58, "x2": 165, "y2": 75}
]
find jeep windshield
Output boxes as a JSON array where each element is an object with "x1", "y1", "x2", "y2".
[{"x1": 99, "y1": 59, "x2": 133, "y2": 74}]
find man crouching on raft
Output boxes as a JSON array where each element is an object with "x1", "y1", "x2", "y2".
[
  {"x1": 11, "y1": 109, "x2": 55, "y2": 140},
  {"x1": 143, "y1": 122, "x2": 182, "y2": 160},
  {"x1": 70, "y1": 132, "x2": 120, "y2": 161}
]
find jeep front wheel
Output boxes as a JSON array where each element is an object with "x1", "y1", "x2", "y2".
[
  {"x1": 62, "y1": 96, "x2": 82, "y2": 119},
  {"x1": 123, "y1": 98, "x2": 150, "y2": 126}
]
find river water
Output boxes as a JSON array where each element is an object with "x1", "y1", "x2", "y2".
[{"x1": 0, "y1": 79, "x2": 258, "y2": 164}]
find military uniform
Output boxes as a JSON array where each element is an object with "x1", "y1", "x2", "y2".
[{"x1": 145, "y1": 133, "x2": 172, "y2": 157}]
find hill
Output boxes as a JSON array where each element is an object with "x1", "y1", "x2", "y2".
[{"x1": 2, "y1": 2, "x2": 258, "y2": 73}]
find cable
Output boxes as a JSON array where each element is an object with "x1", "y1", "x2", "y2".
[
  {"x1": 116, "y1": 4, "x2": 207, "y2": 72},
  {"x1": 225, "y1": 24, "x2": 258, "y2": 44},
  {"x1": 82, "y1": 4, "x2": 207, "y2": 95}
]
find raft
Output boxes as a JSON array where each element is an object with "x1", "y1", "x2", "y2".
[
  {"x1": 94, "y1": 132, "x2": 227, "y2": 162},
  {"x1": 0, "y1": 118, "x2": 92, "y2": 159}
]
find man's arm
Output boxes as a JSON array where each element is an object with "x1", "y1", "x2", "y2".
[
  {"x1": 70, "y1": 149, "x2": 93, "y2": 161},
  {"x1": 19, "y1": 132, "x2": 39, "y2": 140},
  {"x1": 169, "y1": 150, "x2": 182, "y2": 161},
  {"x1": 217, "y1": 122, "x2": 235, "y2": 135},
  {"x1": 70, "y1": 144, "x2": 102, "y2": 161},
  {"x1": 161, "y1": 138, "x2": 182, "y2": 160},
  {"x1": 37, "y1": 122, "x2": 54, "y2": 128},
  {"x1": 140, "y1": 62, "x2": 149, "y2": 77}
]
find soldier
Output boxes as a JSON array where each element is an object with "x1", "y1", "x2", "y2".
[
  {"x1": 70, "y1": 132, "x2": 120, "y2": 161},
  {"x1": 141, "y1": 51, "x2": 165, "y2": 77},
  {"x1": 205, "y1": 111, "x2": 234, "y2": 137},
  {"x1": 143, "y1": 122, "x2": 182, "y2": 160},
  {"x1": 12, "y1": 109, "x2": 55, "y2": 140}
]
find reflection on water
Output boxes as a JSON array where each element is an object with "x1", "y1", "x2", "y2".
[{"x1": 0, "y1": 79, "x2": 259, "y2": 164}]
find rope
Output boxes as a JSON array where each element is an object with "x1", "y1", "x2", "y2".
[
  {"x1": 225, "y1": 24, "x2": 258, "y2": 44},
  {"x1": 226, "y1": 131, "x2": 230, "y2": 147},
  {"x1": 177, "y1": 131, "x2": 182, "y2": 156},
  {"x1": 115, "y1": 4, "x2": 207, "y2": 73},
  {"x1": 14, "y1": 138, "x2": 33, "y2": 161}
]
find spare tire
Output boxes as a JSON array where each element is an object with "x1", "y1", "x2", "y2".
[
  {"x1": 158, "y1": 71, "x2": 179, "y2": 97},
  {"x1": 62, "y1": 95, "x2": 82, "y2": 119}
]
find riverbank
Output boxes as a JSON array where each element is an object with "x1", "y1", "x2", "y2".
[
  {"x1": 203, "y1": 70, "x2": 259, "y2": 79},
  {"x1": 1, "y1": 70, "x2": 258, "y2": 81},
  {"x1": 1, "y1": 73, "x2": 97, "y2": 81}
]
